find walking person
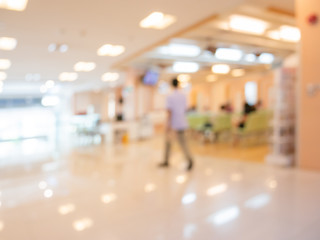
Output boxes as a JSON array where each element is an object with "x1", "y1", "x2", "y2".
[{"x1": 159, "y1": 78, "x2": 194, "y2": 171}]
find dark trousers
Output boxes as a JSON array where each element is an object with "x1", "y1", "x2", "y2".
[{"x1": 164, "y1": 130, "x2": 193, "y2": 164}]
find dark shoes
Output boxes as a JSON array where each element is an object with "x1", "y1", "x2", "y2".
[
  {"x1": 186, "y1": 161, "x2": 193, "y2": 171},
  {"x1": 158, "y1": 162, "x2": 169, "y2": 168}
]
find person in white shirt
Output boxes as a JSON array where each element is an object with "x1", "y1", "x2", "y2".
[{"x1": 159, "y1": 78, "x2": 194, "y2": 171}]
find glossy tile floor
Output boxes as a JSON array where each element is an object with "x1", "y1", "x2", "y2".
[{"x1": 1, "y1": 136, "x2": 320, "y2": 240}]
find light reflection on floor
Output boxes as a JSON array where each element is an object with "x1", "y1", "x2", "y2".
[{"x1": 0, "y1": 137, "x2": 320, "y2": 239}]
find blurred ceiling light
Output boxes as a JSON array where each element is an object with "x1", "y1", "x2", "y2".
[
  {"x1": 42, "y1": 96, "x2": 60, "y2": 107},
  {"x1": 73, "y1": 218, "x2": 93, "y2": 232},
  {"x1": 38, "y1": 181, "x2": 47, "y2": 189},
  {"x1": 232, "y1": 69, "x2": 245, "y2": 77},
  {"x1": 43, "y1": 189, "x2": 53, "y2": 198},
  {"x1": 59, "y1": 44, "x2": 68, "y2": 53},
  {"x1": 182, "y1": 193, "x2": 197, "y2": 205},
  {"x1": 229, "y1": 15, "x2": 268, "y2": 35},
  {"x1": 177, "y1": 74, "x2": 191, "y2": 82},
  {"x1": 280, "y1": 25, "x2": 301, "y2": 42},
  {"x1": 258, "y1": 53, "x2": 275, "y2": 64},
  {"x1": 40, "y1": 85, "x2": 47, "y2": 94},
  {"x1": 102, "y1": 72, "x2": 119, "y2": 82},
  {"x1": 59, "y1": 72, "x2": 78, "y2": 82},
  {"x1": 245, "y1": 53, "x2": 257, "y2": 63},
  {"x1": 0, "y1": 59, "x2": 11, "y2": 70},
  {"x1": 0, "y1": 37, "x2": 17, "y2": 50},
  {"x1": 173, "y1": 62, "x2": 199, "y2": 73},
  {"x1": 211, "y1": 64, "x2": 230, "y2": 74},
  {"x1": 45, "y1": 80, "x2": 55, "y2": 88},
  {"x1": 206, "y1": 74, "x2": 217, "y2": 82},
  {"x1": 215, "y1": 48, "x2": 243, "y2": 61},
  {"x1": 0, "y1": 0, "x2": 28, "y2": 11},
  {"x1": 58, "y1": 204, "x2": 75, "y2": 215},
  {"x1": 140, "y1": 11, "x2": 176, "y2": 29},
  {"x1": 207, "y1": 184, "x2": 228, "y2": 196},
  {"x1": 97, "y1": 44, "x2": 125, "y2": 56},
  {"x1": 158, "y1": 43, "x2": 201, "y2": 57},
  {"x1": 0, "y1": 72, "x2": 7, "y2": 81},
  {"x1": 48, "y1": 43, "x2": 57, "y2": 52},
  {"x1": 101, "y1": 193, "x2": 117, "y2": 204},
  {"x1": 267, "y1": 30, "x2": 281, "y2": 40},
  {"x1": 74, "y1": 62, "x2": 96, "y2": 72}
]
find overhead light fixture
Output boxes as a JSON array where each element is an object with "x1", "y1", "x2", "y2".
[
  {"x1": 45, "y1": 80, "x2": 55, "y2": 88},
  {"x1": 0, "y1": 59, "x2": 11, "y2": 70},
  {"x1": 173, "y1": 62, "x2": 199, "y2": 73},
  {"x1": 215, "y1": 48, "x2": 243, "y2": 61},
  {"x1": 244, "y1": 54, "x2": 257, "y2": 63},
  {"x1": 74, "y1": 62, "x2": 96, "y2": 72},
  {"x1": 0, "y1": 72, "x2": 7, "y2": 81},
  {"x1": 280, "y1": 25, "x2": 301, "y2": 42},
  {"x1": 97, "y1": 44, "x2": 125, "y2": 56},
  {"x1": 48, "y1": 43, "x2": 57, "y2": 52},
  {"x1": 25, "y1": 73, "x2": 41, "y2": 81},
  {"x1": 0, "y1": 0, "x2": 28, "y2": 11},
  {"x1": 59, "y1": 72, "x2": 78, "y2": 82},
  {"x1": 206, "y1": 74, "x2": 217, "y2": 82},
  {"x1": 73, "y1": 218, "x2": 93, "y2": 232},
  {"x1": 40, "y1": 85, "x2": 47, "y2": 94},
  {"x1": 140, "y1": 12, "x2": 176, "y2": 29},
  {"x1": 59, "y1": 44, "x2": 68, "y2": 53},
  {"x1": 229, "y1": 15, "x2": 268, "y2": 35},
  {"x1": 177, "y1": 74, "x2": 191, "y2": 82},
  {"x1": 258, "y1": 53, "x2": 274, "y2": 64},
  {"x1": 211, "y1": 64, "x2": 230, "y2": 74},
  {"x1": 158, "y1": 43, "x2": 201, "y2": 57},
  {"x1": 102, "y1": 72, "x2": 119, "y2": 82},
  {"x1": 232, "y1": 69, "x2": 245, "y2": 77},
  {"x1": 0, "y1": 37, "x2": 17, "y2": 51},
  {"x1": 267, "y1": 30, "x2": 281, "y2": 40}
]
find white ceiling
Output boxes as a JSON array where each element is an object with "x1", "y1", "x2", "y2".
[{"x1": 0, "y1": 0, "x2": 295, "y2": 95}]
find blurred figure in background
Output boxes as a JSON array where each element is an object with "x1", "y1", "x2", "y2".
[
  {"x1": 116, "y1": 97, "x2": 124, "y2": 121},
  {"x1": 159, "y1": 78, "x2": 194, "y2": 171}
]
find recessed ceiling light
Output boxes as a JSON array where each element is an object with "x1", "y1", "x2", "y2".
[
  {"x1": 177, "y1": 74, "x2": 191, "y2": 82},
  {"x1": 74, "y1": 62, "x2": 96, "y2": 72},
  {"x1": 158, "y1": 43, "x2": 201, "y2": 57},
  {"x1": 140, "y1": 12, "x2": 176, "y2": 29},
  {"x1": 229, "y1": 15, "x2": 268, "y2": 35},
  {"x1": 97, "y1": 44, "x2": 125, "y2": 56},
  {"x1": 173, "y1": 62, "x2": 199, "y2": 73},
  {"x1": 0, "y1": 72, "x2": 7, "y2": 81},
  {"x1": 59, "y1": 72, "x2": 78, "y2": 82},
  {"x1": 0, "y1": 37, "x2": 17, "y2": 51},
  {"x1": 267, "y1": 30, "x2": 281, "y2": 40},
  {"x1": 59, "y1": 44, "x2": 68, "y2": 53},
  {"x1": 48, "y1": 43, "x2": 57, "y2": 52},
  {"x1": 280, "y1": 25, "x2": 301, "y2": 42},
  {"x1": 215, "y1": 48, "x2": 243, "y2": 61},
  {"x1": 0, "y1": 0, "x2": 28, "y2": 11},
  {"x1": 45, "y1": 80, "x2": 55, "y2": 88},
  {"x1": 232, "y1": 69, "x2": 245, "y2": 77},
  {"x1": 25, "y1": 73, "x2": 41, "y2": 81},
  {"x1": 0, "y1": 59, "x2": 11, "y2": 70},
  {"x1": 206, "y1": 74, "x2": 217, "y2": 82},
  {"x1": 258, "y1": 53, "x2": 274, "y2": 64},
  {"x1": 244, "y1": 54, "x2": 257, "y2": 63},
  {"x1": 102, "y1": 72, "x2": 119, "y2": 82},
  {"x1": 211, "y1": 64, "x2": 230, "y2": 74},
  {"x1": 40, "y1": 85, "x2": 47, "y2": 94}
]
